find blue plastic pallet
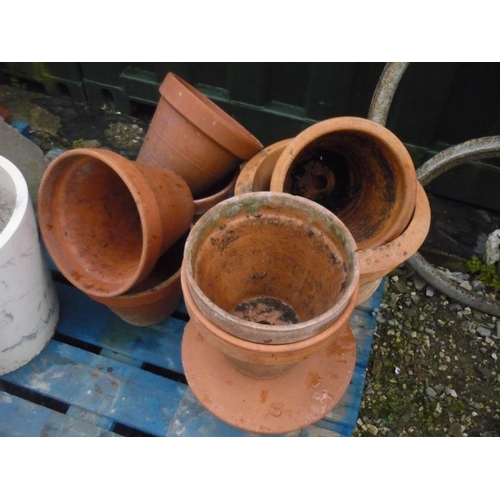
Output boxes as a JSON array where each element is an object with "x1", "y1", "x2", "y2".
[{"x1": 0, "y1": 265, "x2": 384, "y2": 437}]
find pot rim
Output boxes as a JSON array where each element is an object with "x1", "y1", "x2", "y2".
[
  {"x1": 38, "y1": 148, "x2": 164, "y2": 297},
  {"x1": 269, "y1": 116, "x2": 417, "y2": 249},
  {"x1": 359, "y1": 181, "x2": 430, "y2": 280},
  {"x1": 193, "y1": 168, "x2": 238, "y2": 216},
  {"x1": 161, "y1": 73, "x2": 262, "y2": 160},
  {"x1": 0, "y1": 154, "x2": 29, "y2": 247},
  {"x1": 234, "y1": 139, "x2": 291, "y2": 196},
  {"x1": 183, "y1": 191, "x2": 360, "y2": 344},
  {"x1": 182, "y1": 264, "x2": 359, "y2": 355}
]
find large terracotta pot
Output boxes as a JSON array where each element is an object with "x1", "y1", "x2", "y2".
[
  {"x1": 181, "y1": 268, "x2": 358, "y2": 434},
  {"x1": 0, "y1": 155, "x2": 59, "y2": 375},
  {"x1": 269, "y1": 117, "x2": 417, "y2": 250},
  {"x1": 86, "y1": 231, "x2": 188, "y2": 326},
  {"x1": 38, "y1": 148, "x2": 194, "y2": 298},
  {"x1": 137, "y1": 73, "x2": 263, "y2": 196},
  {"x1": 183, "y1": 192, "x2": 360, "y2": 346}
]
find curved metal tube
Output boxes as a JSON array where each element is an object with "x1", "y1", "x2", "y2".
[
  {"x1": 368, "y1": 62, "x2": 409, "y2": 126},
  {"x1": 368, "y1": 63, "x2": 500, "y2": 317}
]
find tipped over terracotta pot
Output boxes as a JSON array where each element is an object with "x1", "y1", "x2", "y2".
[
  {"x1": 86, "y1": 231, "x2": 188, "y2": 326},
  {"x1": 137, "y1": 72, "x2": 263, "y2": 196},
  {"x1": 270, "y1": 117, "x2": 417, "y2": 250},
  {"x1": 38, "y1": 148, "x2": 194, "y2": 298}
]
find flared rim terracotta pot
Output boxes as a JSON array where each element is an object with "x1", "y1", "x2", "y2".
[
  {"x1": 0, "y1": 155, "x2": 59, "y2": 375},
  {"x1": 181, "y1": 271, "x2": 358, "y2": 433},
  {"x1": 87, "y1": 231, "x2": 188, "y2": 326},
  {"x1": 38, "y1": 148, "x2": 194, "y2": 298},
  {"x1": 359, "y1": 180, "x2": 431, "y2": 287},
  {"x1": 234, "y1": 139, "x2": 291, "y2": 196},
  {"x1": 183, "y1": 192, "x2": 360, "y2": 345},
  {"x1": 137, "y1": 72, "x2": 263, "y2": 196},
  {"x1": 270, "y1": 116, "x2": 417, "y2": 250}
]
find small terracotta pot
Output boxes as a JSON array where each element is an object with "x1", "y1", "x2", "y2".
[
  {"x1": 193, "y1": 168, "x2": 237, "y2": 218},
  {"x1": 234, "y1": 139, "x2": 291, "y2": 195},
  {"x1": 38, "y1": 148, "x2": 194, "y2": 298},
  {"x1": 137, "y1": 73, "x2": 263, "y2": 196},
  {"x1": 270, "y1": 117, "x2": 417, "y2": 250},
  {"x1": 87, "y1": 231, "x2": 188, "y2": 326},
  {"x1": 183, "y1": 192, "x2": 359, "y2": 346},
  {"x1": 358, "y1": 180, "x2": 431, "y2": 289}
]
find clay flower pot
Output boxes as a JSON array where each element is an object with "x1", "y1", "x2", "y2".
[
  {"x1": 1, "y1": 155, "x2": 59, "y2": 375},
  {"x1": 193, "y1": 168, "x2": 238, "y2": 219},
  {"x1": 183, "y1": 192, "x2": 360, "y2": 346},
  {"x1": 234, "y1": 139, "x2": 291, "y2": 196},
  {"x1": 38, "y1": 148, "x2": 194, "y2": 298},
  {"x1": 181, "y1": 268, "x2": 359, "y2": 434},
  {"x1": 270, "y1": 116, "x2": 417, "y2": 250},
  {"x1": 137, "y1": 72, "x2": 263, "y2": 196},
  {"x1": 87, "y1": 231, "x2": 188, "y2": 326},
  {"x1": 358, "y1": 181, "x2": 431, "y2": 300}
]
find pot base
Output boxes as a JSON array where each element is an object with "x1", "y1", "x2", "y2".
[{"x1": 182, "y1": 319, "x2": 356, "y2": 435}]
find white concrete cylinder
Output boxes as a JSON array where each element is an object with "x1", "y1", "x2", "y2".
[{"x1": 0, "y1": 154, "x2": 59, "y2": 375}]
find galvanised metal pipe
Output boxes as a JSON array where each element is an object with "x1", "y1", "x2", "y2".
[{"x1": 368, "y1": 63, "x2": 500, "y2": 317}]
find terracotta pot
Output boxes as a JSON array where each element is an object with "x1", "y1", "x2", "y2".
[
  {"x1": 1, "y1": 155, "x2": 59, "y2": 375},
  {"x1": 270, "y1": 117, "x2": 417, "y2": 250},
  {"x1": 193, "y1": 168, "x2": 237, "y2": 218},
  {"x1": 358, "y1": 180, "x2": 430, "y2": 290},
  {"x1": 137, "y1": 73, "x2": 263, "y2": 196},
  {"x1": 38, "y1": 148, "x2": 194, "y2": 298},
  {"x1": 87, "y1": 231, "x2": 188, "y2": 326},
  {"x1": 183, "y1": 192, "x2": 359, "y2": 345},
  {"x1": 181, "y1": 272, "x2": 358, "y2": 433},
  {"x1": 234, "y1": 139, "x2": 290, "y2": 195}
]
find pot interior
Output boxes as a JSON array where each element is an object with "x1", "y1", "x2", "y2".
[
  {"x1": 191, "y1": 199, "x2": 353, "y2": 326},
  {"x1": 0, "y1": 164, "x2": 16, "y2": 234},
  {"x1": 55, "y1": 157, "x2": 143, "y2": 285},
  {"x1": 282, "y1": 132, "x2": 397, "y2": 249}
]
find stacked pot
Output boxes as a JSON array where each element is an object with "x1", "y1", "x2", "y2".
[
  {"x1": 235, "y1": 116, "x2": 431, "y2": 304},
  {"x1": 38, "y1": 73, "x2": 263, "y2": 326}
]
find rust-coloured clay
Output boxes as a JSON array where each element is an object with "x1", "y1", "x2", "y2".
[
  {"x1": 270, "y1": 117, "x2": 417, "y2": 250},
  {"x1": 193, "y1": 168, "x2": 237, "y2": 218},
  {"x1": 87, "y1": 232, "x2": 187, "y2": 326},
  {"x1": 359, "y1": 180, "x2": 431, "y2": 286},
  {"x1": 234, "y1": 139, "x2": 291, "y2": 195},
  {"x1": 182, "y1": 265, "x2": 359, "y2": 378},
  {"x1": 183, "y1": 192, "x2": 359, "y2": 345},
  {"x1": 38, "y1": 148, "x2": 194, "y2": 298},
  {"x1": 137, "y1": 73, "x2": 263, "y2": 196},
  {"x1": 181, "y1": 318, "x2": 356, "y2": 435}
]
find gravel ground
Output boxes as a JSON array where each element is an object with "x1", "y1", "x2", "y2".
[{"x1": 354, "y1": 263, "x2": 500, "y2": 437}]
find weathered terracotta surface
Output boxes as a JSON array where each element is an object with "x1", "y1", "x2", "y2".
[
  {"x1": 359, "y1": 180, "x2": 431, "y2": 285},
  {"x1": 183, "y1": 192, "x2": 359, "y2": 345},
  {"x1": 38, "y1": 148, "x2": 194, "y2": 298},
  {"x1": 181, "y1": 318, "x2": 356, "y2": 434},
  {"x1": 270, "y1": 117, "x2": 417, "y2": 250},
  {"x1": 193, "y1": 168, "x2": 237, "y2": 217},
  {"x1": 87, "y1": 232, "x2": 187, "y2": 326},
  {"x1": 235, "y1": 139, "x2": 290, "y2": 195},
  {"x1": 182, "y1": 265, "x2": 358, "y2": 378},
  {"x1": 137, "y1": 73, "x2": 263, "y2": 196}
]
